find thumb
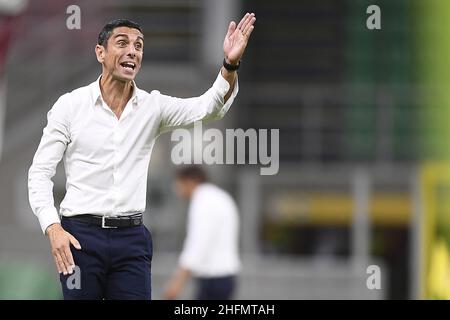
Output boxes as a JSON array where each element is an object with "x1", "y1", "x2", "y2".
[
  {"x1": 226, "y1": 21, "x2": 236, "y2": 38},
  {"x1": 69, "y1": 234, "x2": 81, "y2": 250}
]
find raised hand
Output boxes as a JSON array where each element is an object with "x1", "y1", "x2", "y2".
[{"x1": 223, "y1": 12, "x2": 256, "y2": 65}]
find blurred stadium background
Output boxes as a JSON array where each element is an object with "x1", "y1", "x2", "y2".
[{"x1": 1, "y1": 0, "x2": 450, "y2": 299}]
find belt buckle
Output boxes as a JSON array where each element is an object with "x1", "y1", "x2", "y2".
[{"x1": 101, "y1": 216, "x2": 117, "y2": 229}]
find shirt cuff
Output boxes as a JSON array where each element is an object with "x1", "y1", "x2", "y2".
[{"x1": 37, "y1": 207, "x2": 61, "y2": 235}]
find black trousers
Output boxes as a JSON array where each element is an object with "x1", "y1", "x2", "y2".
[
  {"x1": 195, "y1": 275, "x2": 236, "y2": 300},
  {"x1": 59, "y1": 217, "x2": 153, "y2": 300}
]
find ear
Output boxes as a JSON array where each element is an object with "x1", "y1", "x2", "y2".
[{"x1": 95, "y1": 44, "x2": 105, "y2": 63}]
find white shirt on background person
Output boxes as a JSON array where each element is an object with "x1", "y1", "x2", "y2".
[{"x1": 179, "y1": 183, "x2": 241, "y2": 277}]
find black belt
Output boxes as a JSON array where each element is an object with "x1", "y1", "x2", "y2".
[{"x1": 65, "y1": 213, "x2": 143, "y2": 228}]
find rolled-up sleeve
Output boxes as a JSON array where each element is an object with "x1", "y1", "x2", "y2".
[
  {"x1": 158, "y1": 71, "x2": 239, "y2": 133},
  {"x1": 28, "y1": 94, "x2": 71, "y2": 234}
]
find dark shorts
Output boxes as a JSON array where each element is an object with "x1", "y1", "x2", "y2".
[{"x1": 59, "y1": 217, "x2": 153, "y2": 300}]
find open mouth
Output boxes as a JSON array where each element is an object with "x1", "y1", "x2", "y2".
[{"x1": 120, "y1": 61, "x2": 136, "y2": 71}]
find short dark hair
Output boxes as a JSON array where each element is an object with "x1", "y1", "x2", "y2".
[
  {"x1": 97, "y1": 18, "x2": 143, "y2": 47},
  {"x1": 176, "y1": 165, "x2": 208, "y2": 183}
]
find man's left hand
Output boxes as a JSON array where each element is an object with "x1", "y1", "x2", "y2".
[{"x1": 223, "y1": 12, "x2": 256, "y2": 65}]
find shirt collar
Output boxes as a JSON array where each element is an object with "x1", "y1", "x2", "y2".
[{"x1": 92, "y1": 75, "x2": 140, "y2": 107}]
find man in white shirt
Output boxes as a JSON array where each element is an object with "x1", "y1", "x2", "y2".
[
  {"x1": 164, "y1": 166, "x2": 240, "y2": 300},
  {"x1": 28, "y1": 14, "x2": 255, "y2": 299}
]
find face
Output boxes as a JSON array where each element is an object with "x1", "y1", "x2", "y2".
[
  {"x1": 95, "y1": 26, "x2": 144, "y2": 82},
  {"x1": 175, "y1": 178, "x2": 198, "y2": 200}
]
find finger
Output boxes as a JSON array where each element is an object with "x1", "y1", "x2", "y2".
[
  {"x1": 241, "y1": 13, "x2": 255, "y2": 33},
  {"x1": 245, "y1": 25, "x2": 255, "y2": 38},
  {"x1": 236, "y1": 13, "x2": 249, "y2": 31},
  {"x1": 54, "y1": 252, "x2": 67, "y2": 274},
  {"x1": 64, "y1": 246, "x2": 76, "y2": 269},
  {"x1": 243, "y1": 17, "x2": 256, "y2": 36},
  {"x1": 59, "y1": 249, "x2": 71, "y2": 275},
  {"x1": 69, "y1": 235, "x2": 82, "y2": 250},
  {"x1": 236, "y1": 13, "x2": 249, "y2": 30},
  {"x1": 240, "y1": 12, "x2": 254, "y2": 32},
  {"x1": 53, "y1": 255, "x2": 62, "y2": 274},
  {"x1": 226, "y1": 21, "x2": 236, "y2": 38},
  {"x1": 61, "y1": 249, "x2": 75, "y2": 274}
]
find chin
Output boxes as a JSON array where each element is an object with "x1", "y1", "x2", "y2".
[{"x1": 115, "y1": 72, "x2": 136, "y2": 82}]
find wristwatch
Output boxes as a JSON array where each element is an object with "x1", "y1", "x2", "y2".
[{"x1": 223, "y1": 58, "x2": 240, "y2": 71}]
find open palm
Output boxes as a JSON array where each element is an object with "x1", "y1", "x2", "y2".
[{"x1": 223, "y1": 13, "x2": 256, "y2": 65}]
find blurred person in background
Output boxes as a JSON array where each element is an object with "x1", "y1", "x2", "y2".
[
  {"x1": 28, "y1": 13, "x2": 255, "y2": 300},
  {"x1": 164, "y1": 165, "x2": 240, "y2": 300}
]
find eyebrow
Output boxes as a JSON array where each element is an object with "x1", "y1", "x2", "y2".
[{"x1": 113, "y1": 33, "x2": 144, "y2": 42}]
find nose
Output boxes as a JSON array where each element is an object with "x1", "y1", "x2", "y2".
[{"x1": 127, "y1": 45, "x2": 137, "y2": 58}]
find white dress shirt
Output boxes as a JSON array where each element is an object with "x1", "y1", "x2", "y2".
[
  {"x1": 28, "y1": 72, "x2": 238, "y2": 234},
  {"x1": 179, "y1": 183, "x2": 241, "y2": 277}
]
